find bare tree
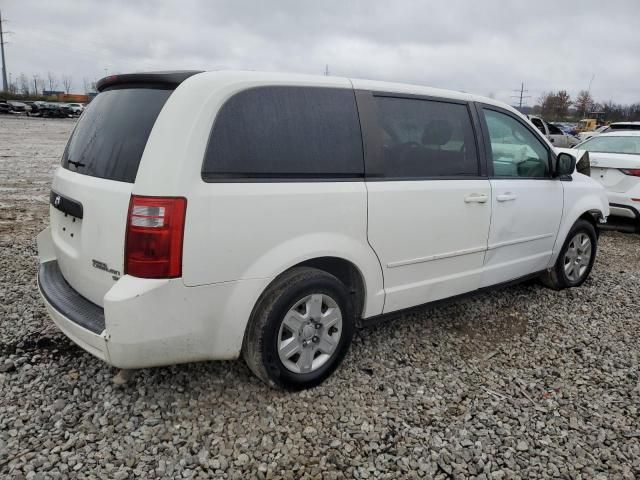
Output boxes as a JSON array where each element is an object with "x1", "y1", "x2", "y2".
[
  {"x1": 537, "y1": 92, "x2": 552, "y2": 117},
  {"x1": 575, "y1": 90, "x2": 594, "y2": 117},
  {"x1": 81, "y1": 77, "x2": 98, "y2": 94},
  {"x1": 32, "y1": 74, "x2": 41, "y2": 95},
  {"x1": 46, "y1": 71, "x2": 58, "y2": 92},
  {"x1": 18, "y1": 73, "x2": 30, "y2": 95},
  {"x1": 34, "y1": 75, "x2": 45, "y2": 96},
  {"x1": 62, "y1": 75, "x2": 73, "y2": 93}
]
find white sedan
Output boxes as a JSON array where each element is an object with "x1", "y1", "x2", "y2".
[{"x1": 576, "y1": 131, "x2": 640, "y2": 225}]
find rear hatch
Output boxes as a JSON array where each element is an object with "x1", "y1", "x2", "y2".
[{"x1": 50, "y1": 71, "x2": 200, "y2": 306}]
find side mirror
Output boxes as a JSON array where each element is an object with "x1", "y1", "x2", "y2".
[{"x1": 555, "y1": 152, "x2": 576, "y2": 178}]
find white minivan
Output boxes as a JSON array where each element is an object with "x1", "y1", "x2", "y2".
[{"x1": 37, "y1": 71, "x2": 609, "y2": 389}]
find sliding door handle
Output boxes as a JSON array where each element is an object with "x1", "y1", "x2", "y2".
[
  {"x1": 464, "y1": 193, "x2": 489, "y2": 203},
  {"x1": 496, "y1": 193, "x2": 517, "y2": 202}
]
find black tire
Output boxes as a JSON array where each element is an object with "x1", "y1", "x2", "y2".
[
  {"x1": 541, "y1": 219, "x2": 597, "y2": 289},
  {"x1": 242, "y1": 267, "x2": 355, "y2": 390}
]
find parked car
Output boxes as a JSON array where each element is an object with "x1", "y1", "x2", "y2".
[
  {"x1": 26, "y1": 101, "x2": 44, "y2": 116},
  {"x1": 578, "y1": 122, "x2": 640, "y2": 142},
  {"x1": 578, "y1": 124, "x2": 610, "y2": 142},
  {"x1": 554, "y1": 122, "x2": 578, "y2": 136},
  {"x1": 7, "y1": 101, "x2": 28, "y2": 114},
  {"x1": 606, "y1": 121, "x2": 640, "y2": 132},
  {"x1": 37, "y1": 71, "x2": 609, "y2": 389},
  {"x1": 65, "y1": 103, "x2": 85, "y2": 115},
  {"x1": 0, "y1": 98, "x2": 11, "y2": 114},
  {"x1": 38, "y1": 102, "x2": 69, "y2": 118},
  {"x1": 528, "y1": 115, "x2": 579, "y2": 147},
  {"x1": 575, "y1": 131, "x2": 640, "y2": 227}
]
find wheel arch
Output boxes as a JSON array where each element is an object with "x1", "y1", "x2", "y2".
[
  {"x1": 290, "y1": 257, "x2": 367, "y2": 322},
  {"x1": 238, "y1": 233, "x2": 385, "y2": 319},
  {"x1": 550, "y1": 192, "x2": 607, "y2": 267}
]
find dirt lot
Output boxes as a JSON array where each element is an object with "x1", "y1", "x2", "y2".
[{"x1": 0, "y1": 115, "x2": 639, "y2": 479}]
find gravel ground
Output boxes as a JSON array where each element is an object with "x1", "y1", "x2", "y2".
[{"x1": 1, "y1": 115, "x2": 639, "y2": 479}]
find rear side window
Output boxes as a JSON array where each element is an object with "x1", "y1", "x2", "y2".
[
  {"x1": 62, "y1": 87, "x2": 172, "y2": 183},
  {"x1": 374, "y1": 96, "x2": 479, "y2": 178},
  {"x1": 202, "y1": 86, "x2": 363, "y2": 180}
]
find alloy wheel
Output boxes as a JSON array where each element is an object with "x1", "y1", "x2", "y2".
[
  {"x1": 277, "y1": 294, "x2": 343, "y2": 374},
  {"x1": 563, "y1": 232, "x2": 592, "y2": 282}
]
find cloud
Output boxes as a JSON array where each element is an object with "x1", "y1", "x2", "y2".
[{"x1": 3, "y1": 0, "x2": 640, "y2": 105}]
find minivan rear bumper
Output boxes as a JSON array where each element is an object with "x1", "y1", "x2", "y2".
[
  {"x1": 36, "y1": 227, "x2": 270, "y2": 369},
  {"x1": 38, "y1": 264, "x2": 110, "y2": 362}
]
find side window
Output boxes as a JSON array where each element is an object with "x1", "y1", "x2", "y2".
[
  {"x1": 547, "y1": 123, "x2": 564, "y2": 135},
  {"x1": 530, "y1": 117, "x2": 546, "y2": 134},
  {"x1": 202, "y1": 86, "x2": 363, "y2": 180},
  {"x1": 374, "y1": 96, "x2": 479, "y2": 178},
  {"x1": 483, "y1": 109, "x2": 550, "y2": 178}
]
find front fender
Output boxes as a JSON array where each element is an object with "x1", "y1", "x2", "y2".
[{"x1": 549, "y1": 173, "x2": 609, "y2": 266}]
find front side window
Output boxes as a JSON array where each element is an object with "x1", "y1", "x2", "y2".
[
  {"x1": 578, "y1": 135, "x2": 640, "y2": 154},
  {"x1": 483, "y1": 109, "x2": 550, "y2": 178},
  {"x1": 374, "y1": 96, "x2": 479, "y2": 178},
  {"x1": 203, "y1": 86, "x2": 363, "y2": 180}
]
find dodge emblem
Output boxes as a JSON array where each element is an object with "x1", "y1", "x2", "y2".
[{"x1": 54, "y1": 195, "x2": 61, "y2": 207}]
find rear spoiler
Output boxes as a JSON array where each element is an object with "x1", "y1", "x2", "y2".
[{"x1": 96, "y1": 71, "x2": 203, "y2": 92}]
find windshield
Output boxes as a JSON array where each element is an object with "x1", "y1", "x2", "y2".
[
  {"x1": 62, "y1": 87, "x2": 172, "y2": 183},
  {"x1": 578, "y1": 135, "x2": 640, "y2": 155}
]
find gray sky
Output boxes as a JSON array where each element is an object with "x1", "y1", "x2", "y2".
[{"x1": 3, "y1": 0, "x2": 640, "y2": 105}]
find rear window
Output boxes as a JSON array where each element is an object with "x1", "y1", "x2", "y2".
[
  {"x1": 579, "y1": 135, "x2": 640, "y2": 154},
  {"x1": 609, "y1": 124, "x2": 640, "y2": 131},
  {"x1": 62, "y1": 87, "x2": 172, "y2": 183},
  {"x1": 202, "y1": 86, "x2": 364, "y2": 180}
]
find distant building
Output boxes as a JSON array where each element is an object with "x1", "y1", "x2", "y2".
[
  {"x1": 56, "y1": 93, "x2": 90, "y2": 103},
  {"x1": 42, "y1": 90, "x2": 65, "y2": 97}
]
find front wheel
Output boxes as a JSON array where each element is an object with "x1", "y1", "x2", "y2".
[
  {"x1": 541, "y1": 219, "x2": 597, "y2": 289},
  {"x1": 242, "y1": 267, "x2": 354, "y2": 390}
]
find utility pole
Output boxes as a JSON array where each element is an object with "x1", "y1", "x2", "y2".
[
  {"x1": 324, "y1": 64, "x2": 329, "y2": 76},
  {"x1": 511, "y1": 82, "x2": 530, "y2": 110},
  {"x1": 0, "y1": 10, "x2": 8, "y2": 92}
]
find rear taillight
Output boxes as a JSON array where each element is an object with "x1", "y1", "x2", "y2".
[
  {"x1": 620, "y1": 168, "x2": 640, "y2": 177},
  {"x1": 125, "y1": 195, "x2": 187, "y2": 278}
]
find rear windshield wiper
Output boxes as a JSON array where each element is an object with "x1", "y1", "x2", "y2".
[{"x1": 68, "y1": 159, "x2": 86, "y2": 168}]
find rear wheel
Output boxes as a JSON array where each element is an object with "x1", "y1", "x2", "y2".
[
  {"x1": 242, "y1": 267, "x2": 354, "y2": 390},
  {"x1": 541, "y1": 219, "x2": 597, "y2": 289}
]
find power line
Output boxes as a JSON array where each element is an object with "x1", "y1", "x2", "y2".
[
  {"x1": 511, "y1": 82, "x2": 531, "y2": 109},
  {"x1": 0, "y1": 10, "x2": 8, "y2": 91}
]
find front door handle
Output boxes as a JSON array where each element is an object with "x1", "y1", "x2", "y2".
[
  {"x1": 464, "y1": 193, "x2": 489, "y2": 203},
  {"x1": 496, "y1": 193, "x2": 517, "y2": 202}
]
